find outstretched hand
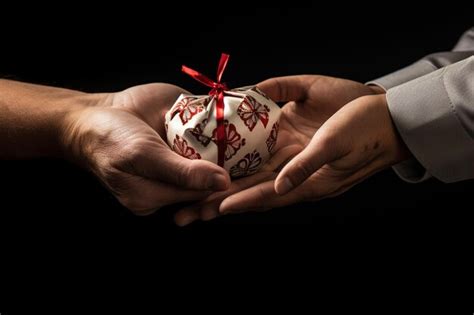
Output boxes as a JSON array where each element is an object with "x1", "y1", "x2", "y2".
[
  {"x1": 62, "y1": 83, "x2": 230, "y2": 215},
  {"x1": 220, "y1": 93, "x2": 411, "y2": 215},
  {"x1": 174, "y1": 75, "x2": 392, "y2": 225}
]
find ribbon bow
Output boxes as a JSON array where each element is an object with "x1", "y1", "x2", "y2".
[{"x1": 182, "y1": 53, "x2": 230, "y2": 167}]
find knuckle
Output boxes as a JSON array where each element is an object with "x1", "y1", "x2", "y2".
[
  {"x1": 175, "y1": 163, "x2": 193, "y2": 187},
  {"x1": 256, "y1": 186, "x2": 269, "y2": 212},
  {"x1": 292, "y1": 158, "x2": 315, "y2": 180}
]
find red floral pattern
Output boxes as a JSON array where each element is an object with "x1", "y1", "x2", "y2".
[
  {"x1": 170, "y1": 96, "x2": 195, "y2": 120},
  {"x1": 170, "y1": 96, "x2": 207, "y2": 125},
  {"x1": 266, "y1": 122, "x2": 279, "y2": 153},
  {"x1": 230, "y1": 150, "x2": 262, "y2": 178},
  {"x1": 189, "y1": 119, "x2": 212, "y2": 147},
  {"x1": 172, "y1": 135, "x2": 201, "y2": 160},
  {"x1": 212, "y1": 121, "x2": 246, "y2": 161},
  {"x1": 237, "y1": 95, "x2": 270, "y2": 131}
]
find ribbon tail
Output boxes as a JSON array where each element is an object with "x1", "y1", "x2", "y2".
[
  {"x1": 216, "y1": 53, "x2": 230, "y2": 82},
  {"x1": 182, "y1": 65, "x2": 216, "y2": 88}
]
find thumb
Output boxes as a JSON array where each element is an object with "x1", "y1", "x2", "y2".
[
  {"x1": 165, "y1": 154, "x2": 231, "y2": 191},
  {"x1": 257, "y1": 76, "x2": 314, "y2": 103},
  {"x1": 274, "y1": 132, "x2": 339, "y2": 195},
  {"x1": 129, "y1": 142, "x2": 231, "y2": 191}
]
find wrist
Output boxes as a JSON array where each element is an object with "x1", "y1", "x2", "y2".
[
  {"x1": 373, "y1": 94, "x2": 412, "y2": 165},
  {"x1": 59, "y1": 93, "x2": 111, "y2": 165},
  {"x1": 368, "y1": 85, "x2": 386, "y2": 95},
  {"x1": 0, "y1": 80, "x2": 109, "y2": 160}
]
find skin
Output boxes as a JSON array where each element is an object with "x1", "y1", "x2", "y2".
[
  {"x1": 0, "y1": 80, "x2": 231, "y2": 216},
  {"x1": 0, "y1": 76, "x2": 409, "y2": 223},
  {"x1": 174, "y1": 75, "x2": 410, "y2": 226}
]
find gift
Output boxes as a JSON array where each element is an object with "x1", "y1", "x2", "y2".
[{"x1": 165, "y1": 54, "x2": 281, "y2": 178}]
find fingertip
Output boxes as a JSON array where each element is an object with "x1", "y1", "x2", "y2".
[
  {"x1": 274, "y1": 148, "x2": 321, "y2": 194},
  {"x1": 219, "y1": 197, "x2": 234, "y2": 214},
  {"x1": 187, "y1": 160, "x2": 230, "y2": 191},
  {"x1": 219, "y1": 196, "x2": 252, "y2": 214},
  {"x1": 274, "y1": 176, "x2": 294, "y2": 196},
  {"x1": 209, "y1": 173, "x2": 231, "y2": 191},
  {"x1": 174, "y1": 210, "x2": 199, "y2": 227},
  {"x1": 257, "y1": 78, "x2": 280, "y2": 101}
]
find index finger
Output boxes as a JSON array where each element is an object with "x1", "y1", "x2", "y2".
[{"x1": 219, "y1": 180, "x2": 306, "y2": 214}]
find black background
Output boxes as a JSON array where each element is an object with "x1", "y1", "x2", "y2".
[
  {"x1": 0, "y1": 5, "x2": 472, "y2": 231},
  {"x1": 0, "y1": 3, "x2": 472, "y2": 312}
]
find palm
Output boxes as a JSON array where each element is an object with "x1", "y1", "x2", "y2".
[
  {"x1": 218, "y1": 93, "x2": 409, "y2": 216},
  {"x1": 174, "y1": 75, "x2": 377, "y2": 225},
  {"x1": 76, "y1": 83, "x2": 186, "y2": 174},
  {"x1": 70, "y1": 83, "x2": 227, "y2": 215},
  {"x1": 264, "y1": 75, "x2": 376, "y2": 173}
]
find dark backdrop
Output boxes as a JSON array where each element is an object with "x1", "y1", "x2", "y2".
[
  {"x1": 0, "y1": 4, "x2": 473, "y2": 312},
  {"x1": 0, "y1": 5, "x2": 472, "y2": 236}
]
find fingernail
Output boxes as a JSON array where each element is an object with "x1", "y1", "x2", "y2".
[
  {"x1": 276, "y1": 177, "x2": 294, "y2": 195},
  {"x1": 201, "y1": 208, "x2": 219, "y2": 221},
  {"x1": 207, "y1": 173, "x2": 229, "y2": 191}
]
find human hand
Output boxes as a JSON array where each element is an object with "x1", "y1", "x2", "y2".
[
  {"x1": 61, "y1": 84, "x2": 230, "y2": 215},
  {"x1": 174, "y1": 75, "x2": 384, "y2": 225},
  {"x1": 219, "y1": 93, "x2": 411, "y2": 214}
]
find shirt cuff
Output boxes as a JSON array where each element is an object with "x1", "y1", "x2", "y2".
[
  {"x1": 368, "y1": 60, "x2": 438, "y2": 182},
  {"x1": 367, "y1": 60, "x2": 437, "y2": 91},
  {"x1": 391, "y1": 159, "x2": 431, "y2": 183},
  {"x1": 387, "y1": 66, "x2": 474, "y2": 183}
]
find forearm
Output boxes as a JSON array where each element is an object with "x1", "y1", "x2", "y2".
[
  {"x1": 0, "y1": 79, "x2": 98, "y2": 159},
  {"x1": 367, "y1": 27, "x2": 474, "y2": 183},
  {"x1": 387, "y1": 56, "x2": 474, "y2": 183}
]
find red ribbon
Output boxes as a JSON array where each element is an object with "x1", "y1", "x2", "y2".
[{"x1": 182, "y1": 53, "x2": 230, "y2": 167}]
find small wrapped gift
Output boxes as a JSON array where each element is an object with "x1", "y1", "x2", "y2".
[{"x1": 165, "y1": 54, "x2": 281, "y2": 178}]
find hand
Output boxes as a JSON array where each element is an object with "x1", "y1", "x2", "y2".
[
  {"x1": 174, "y1": 75, "x2": 384, "y2": 226},
  {"x1": 220, "y1": 93, "x2": 411, "y2": 214},
  {"x1": 61, "y1": 84, "x2": 230, "y2": 215}
]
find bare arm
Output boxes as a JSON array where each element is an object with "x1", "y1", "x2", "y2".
[
  {"x1": 0, "y1": 79, "x2": 99, "y2": 159},
  {"x1": 0, "y1": 80, "x2": 230, "y2": 214}
]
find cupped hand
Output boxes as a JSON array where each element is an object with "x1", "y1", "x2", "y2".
[
  {"x1": 220, "y1": 93, "x2": 411, "y2": 214},
  {"x1": 174, "y1": 75, "x2": 383, "y2": 226},
  {"x1": 61, "y1": 83, "x2": 230, "y2": 215}
]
